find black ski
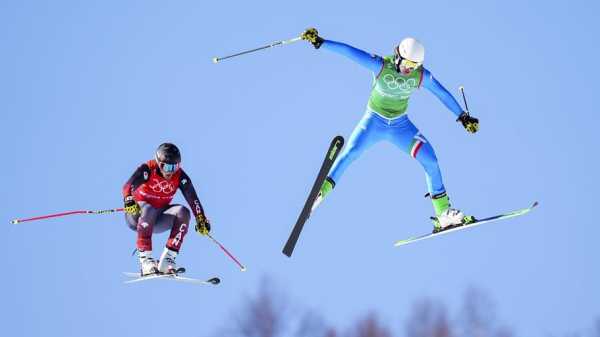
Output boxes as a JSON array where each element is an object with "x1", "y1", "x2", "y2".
[{"x1": 282, "y1": 136, "x2": 345, "y2": 257}]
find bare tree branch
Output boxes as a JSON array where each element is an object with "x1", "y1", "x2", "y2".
[
  {"x1": 460, "y1": 287, "x2": 496, "y2": 337},
  {"x1": 295, "y1": 310, "x2": 333, "y2": 337},
  {"x1": 234, "y1": 279, "x2": 288, "y2": 337},
  {"x1": 406, "y1": 298, "x2": 453, "y2": 337},
  {"x1": 350, "y1": 312, "x2": 392, "y2": 337}
]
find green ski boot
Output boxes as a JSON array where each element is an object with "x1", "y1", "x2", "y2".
[
  {"x1": 311, "y1": 177, "x2": 335, "y2": 212},
  {"x1": 430, "y1": 192, "x2": 474, "y2": 233}
]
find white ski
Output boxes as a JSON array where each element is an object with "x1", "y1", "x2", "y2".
[
  {"x1": 394, "y1": 201, "x2": 538, "y2": 247},
  {"x1": 123, "y1": 271, "x2": 220, "y2": 285}
]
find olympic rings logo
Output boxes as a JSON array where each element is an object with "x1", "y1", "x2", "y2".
[
  {"x1": 149, "y1": 178, "x2": 175, "y2": 194},
  {"x1": 382, "y1": 74, "x2": 416, "y2": 91}
]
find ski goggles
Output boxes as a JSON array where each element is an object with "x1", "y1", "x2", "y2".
[
  {"x1": 401, "y1": 59, "x2": 420, "y2": 69},
  {"x1": 394, "y1": 54, "x2": 421, "y2": 71},
  {"x1": 158, "y1": 161, "x2": 180, "y2": 173}
]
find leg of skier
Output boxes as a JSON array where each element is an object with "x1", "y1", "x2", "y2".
[
  {"x1": 153, "y1": 205, "x2": 191, "y2": 274},
  {"x1": 313, "y1": 110, "x2": 385, "y2": 211},
  {"x1": 386, "y1": 115, "x2": 472, "y2": 231},
  {"x1": 125, "y1": 202, "x2": 162, "y2": 275},
  {"x1": 414, "y1": 142, "x2": 475, "y2": 231}
]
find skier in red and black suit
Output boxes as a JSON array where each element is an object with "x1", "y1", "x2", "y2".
[{"x1": 122, "y1": 143, "x2": 210, "y2": 275}]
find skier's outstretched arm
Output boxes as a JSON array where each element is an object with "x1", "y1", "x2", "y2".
[
  {"x1": 421, "y1": 68, "x2": 464, "y2": 118},
  {"x1": 422, "y1": 68, "x2": 479, "y2": 133},
  {"x1": 321, "y1": 40, "x2": 383, "y2": 73},
  {"x1": 301, "y1": 28, "x2": 383, "y2": 73},
  {"x1": 122, "y1": 163, "x2": 150, "y2": 198},
  {"x1": 178, "y1": 170, "x2": 211, "y2": 235}
]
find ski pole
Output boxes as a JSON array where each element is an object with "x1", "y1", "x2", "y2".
[
  {"x1": 206, "y1": 233, "x2": 246, "y2": 272},
  {"x1": 459, "y1": 86, "x2": 470, "y2": 115},
  {"x1": 212, "y1": 36, "x2": 302, "y2": 64},
  {"x1": 10, "y1": 207, "x2": 124, "y2": 224}
]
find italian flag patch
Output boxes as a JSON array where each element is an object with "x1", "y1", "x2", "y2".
[{"x1": 409, "y1": 134, "x2": 427, "y2": 158}]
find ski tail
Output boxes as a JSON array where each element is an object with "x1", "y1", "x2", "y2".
[{"x1": 282, "y1": 136, "x2": 344, "y2": 257}]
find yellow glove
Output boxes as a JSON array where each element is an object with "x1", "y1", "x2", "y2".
[
  {"x1": 123, "y1": 196, "x2": 141, "y2": 215},
  {"x1": 301, "y1": 27, "x2": 324, "y2": 49},
  {"x1": 458, "y1": 112, "x2": 479, "y2": 133},
  {"x1": 195, "y1": 214, "x2": 211, "y2": 236}
]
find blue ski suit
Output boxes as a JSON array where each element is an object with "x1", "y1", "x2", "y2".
[{"x1": 321, "y1": 39, "x2": 464, "y2": 196}]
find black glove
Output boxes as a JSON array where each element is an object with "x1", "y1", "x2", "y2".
[
  {"x1": 457, "y1": 112, "x2": 479, "y2": 133},
  {"x1": 123, "y1": 196, "x2": 141, "y2": 215},
  {"x1": 301, "y1": 28, "x2": 324, "y2": 49},
  {"x1": 195, "y1": 213, "x2": 211, "y2": 236}
]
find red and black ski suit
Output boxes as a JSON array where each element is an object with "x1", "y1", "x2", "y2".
[{"x1": 122, "y1": 159, "x2": 207, "y2": 252}]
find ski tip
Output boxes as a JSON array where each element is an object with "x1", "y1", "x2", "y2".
[
  {"x1": 10, "y1": 219, "x2": 18, "y2": 224},
  {"x1": 208, "y1": 277, "x2": 221, "y2": 285},
  {"x1": 212, "y1": 57, "x2": 219, "y2": 64},
  {"x1": 394, "y1": 240, "x2": 409, "y2": 247},
  {"x1": 240, "y1": 267, "x2": 247, "y2": 272},
  {"x1": 532, "y1": 201, "x2": 539, "y2": 208},
  {"x1": 394, "y1": 234, "x2": 424, "y2": 247}
]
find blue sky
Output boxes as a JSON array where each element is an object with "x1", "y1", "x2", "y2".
[{"x1": 2, "y1": 0, "x2": 599, "y2": 336}]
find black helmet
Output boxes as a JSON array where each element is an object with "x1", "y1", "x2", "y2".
[{"x1": 155, "y1": 143, "x2": 181, "y2": 173}]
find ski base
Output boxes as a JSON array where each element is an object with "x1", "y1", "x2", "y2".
[
  {"x1": 394, "y1": 201, "x2": 538, "y2": 247},
  {"x1": 283, "y1": 135, "x2": 345, "y2": 257},
  {"x1": 123, "y1": 269, "x2": 220, "y2": 285}
]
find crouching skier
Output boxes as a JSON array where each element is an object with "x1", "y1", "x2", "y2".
[{"x1": 122, "y1": 143, "x2": 211, "y2": 275}]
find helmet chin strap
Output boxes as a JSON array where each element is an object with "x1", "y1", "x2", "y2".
[
  {"x1": 394, "y1": 54, "x2": 402, "y2": 73},
  {"x1": 394, "y1": 54, "x2": 411, "y2": 74}
]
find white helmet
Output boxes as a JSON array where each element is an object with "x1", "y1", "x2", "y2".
[{"x1": 396, "y1": 37, "x2": 425, "y2": 64}]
